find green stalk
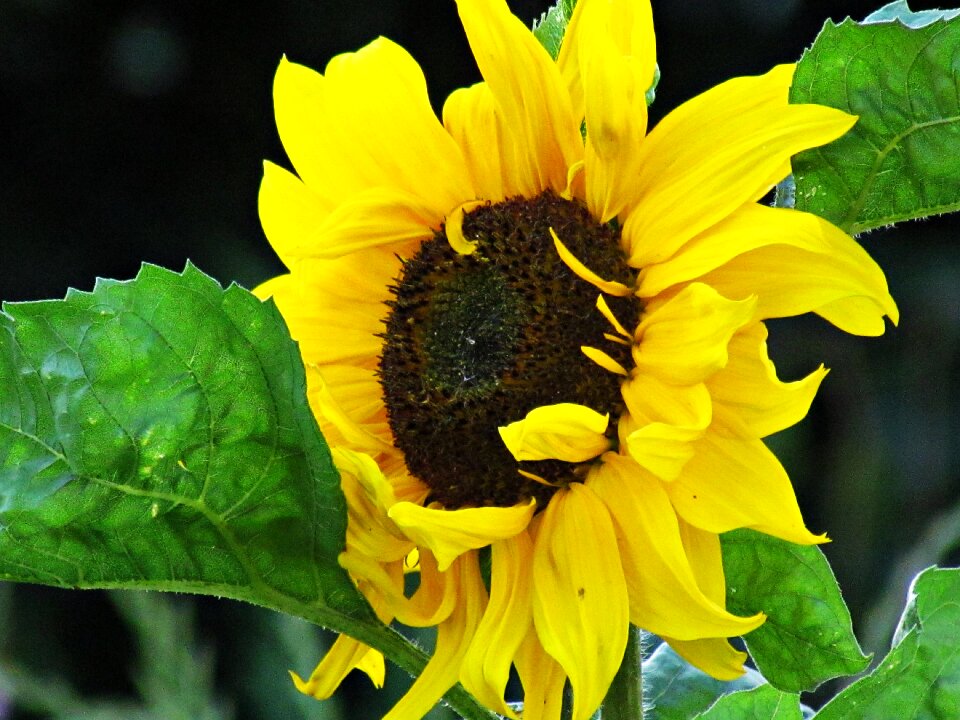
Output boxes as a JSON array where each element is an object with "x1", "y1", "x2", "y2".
[{"x1": 602, "y1": 625, "x2": 644, "y2": 720}]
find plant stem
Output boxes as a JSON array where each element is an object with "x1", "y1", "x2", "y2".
[{"x1": 602, "y1": 625, "x2": 644, "y2": 720}]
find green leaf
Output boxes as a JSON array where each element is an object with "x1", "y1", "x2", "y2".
[
  {"x1": 790, "y1": 3, "x2": 960, "y2": 234},
  {"x1": 815, "y1": 567, "x2": 960, "y2": 720},
  {"x1": 0, "y1": 263, "x2": 498, "y2": 720},
  {"x1": 721, "y1": 529, "x2": 870, "y2": 693},
  {"x1": 694, "y1": 685, "x2": 803, "y2": 720},
  {"x1": 532, "y1": 0, "x2": 577, "y2": 60},
  {"x1": 644, "y1": 643, "x2": 766, "y2": 720}
]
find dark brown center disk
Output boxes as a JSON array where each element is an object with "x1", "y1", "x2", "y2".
[{"x1": 379, "y1": 192, "x2": 638, "y2": 509}]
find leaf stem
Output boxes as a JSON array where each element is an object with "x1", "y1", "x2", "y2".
[{"x1": 602, "y1": 625, "x2": 644, "y2": 720}]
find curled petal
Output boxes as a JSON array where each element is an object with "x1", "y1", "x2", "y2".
[
  {"x1": 661, "y1": 637, "x2": 749, "y2": 681},
  {"x1": 291, "y1": 636, "x2": 385, "y2": 699},
  {"x1": 620, "y1": 377, "x2": 712, "y2": 480},
  {"x1": 634, "y1": 283, "x2": 756, "y2": 385},
  {"x1": 388, "y1": 499, "x2": 535, "y2": 571},
  {"x1": 499, "y1": 403, "x2": 611, "y2": 463},
  {"x1": 708, "y1": 322, "x2": 828, "y2": 438}
]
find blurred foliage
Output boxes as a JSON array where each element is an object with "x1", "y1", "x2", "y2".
[{"x1": 2, "y1": 0, "x2": 959, "y2": 718}]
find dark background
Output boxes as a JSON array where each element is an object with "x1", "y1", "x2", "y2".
[{"x1": 2, "y1": 1, "x2": 959, "y2": 718}]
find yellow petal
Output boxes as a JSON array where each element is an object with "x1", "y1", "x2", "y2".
[
  {"x1": 596, "y1": 295, "x2": 632, "y2": 338},
  {"x1": 444, "y1": 200, "x2": 486, "y2": 255},
  {"x1": 258, "y1": 161, "x2": 333, "y2": 265},
  {"x1": 290, "y1": 635, "x2": 385, "y2": 699},
  {"x1": 587, "y1": 454, "x2": 765, "y2": 640},
  {"x1": 620, "y1": 376, "x2": 712, "y2": 480},
  {"x1": 581, "y1": 346, "x2": 629, "y2": 376},
  {"x1": 310, "y1": 371, "x2": 396, "y2": 456},
  {"x1": 515, "y1": 629, "x2": 566, "y2": 720},
  {"x1": 579, "y1": 0, "x2": 652, "y2": 222},
  {"x1": 668, "y1": 434, "x2": 827, "y2": 545},
  {"x1": 661, "y1": 637, "x2": 748, "y2": 681},
  {"x1": 558, "y1": 0, "x2": 655, "y2": 129},
  {"x1": 676, "y1": 517, "x2": 726, "y2": 605},
  {"x1": 708, "y1": 322, "x2": 828, "y2": 438},
  {"x1": 552, "y1": 229, "x2": 634, "y2": 296},
  {"x1": 532, "y1": 484, "x2": 629, "y2": 720},
  {"x1": 388, "y1": 499, "x2": 535, "y2": 571},
  {"x1": 696, "y1": 234, "x2": 899, "y2": 336},
  {"x1": 384, "y1": 552, "x2": 488, "y2": 720},
  {"x1": 622, "y1": 64, "x2": 857, "y2": 266},
  {"x1": 499, "y1": 403, "x2": 611, "y2": 463},
  {"x1": 460, "y1": 531, "x2": 535, "y2": 719},
  {"x1": 309, "y1": 187, "x2": 436, "y2": 258},
  {"x1": 442, "y1": 82, "x2": 508, "y2": 201},
  {"x1": 636, "y1": 203, "x2": 836, "y2": 297},
  {"x1": 633, "y1": 283, "x2": 756, "y2": 385},
  {"x1": 456, "y1": 0, "x2": 582, "y2": 196},
  {"x1": 274, "y1": 46, "x2": 473, "y2": 214}
]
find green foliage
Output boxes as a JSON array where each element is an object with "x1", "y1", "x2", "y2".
[
  {"x1": 816, "y1": 567, "x2": 960, "y2": 719},
  {"x1": 791, "y1": 1, "x2": 960, "y2": 234},
  {"x1": 693, "y1": 685, "x2": 802, "y2": 720},
  {"x1": 0, "y1": 263, "x2": 498, "y2": 720},
  {"x1": 721, "y1": 529, "x2": 870, "y2": 693},
  {"x1": 0, "y1": 263, "x2": 357, "y2": 612},
  {"x1": 532, "y1": 0, "x2": 577, "y2": 60},
  {"x1": 643, "y1": 643, "x2": 766, "y2": 720}
]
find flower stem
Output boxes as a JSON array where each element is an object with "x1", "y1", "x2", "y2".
[{"x1": 602, "y1": 625, "x2": 644, "y2": 720}]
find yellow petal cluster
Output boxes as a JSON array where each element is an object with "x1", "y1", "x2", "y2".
[{"x1": 257, "y1": 0, "x2": 897, "y2": 718}]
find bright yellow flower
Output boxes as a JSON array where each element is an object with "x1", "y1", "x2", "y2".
[{"x1": 255, "y1": 0, "x2": 898, "y2": 718}]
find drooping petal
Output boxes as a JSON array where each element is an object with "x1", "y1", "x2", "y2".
[
  {"x1": 622, "y1": 64, "x2": 857, "y2": 265},
  {"x1": 291, "y1": 635, "x2": 385, "y2": 699},
  {"x1": 499, "y1": 403, "x2": 611, "y2": 463},
  {"x1": 696, "y1": 238, "x2": 899, "y2": 336},
  {"x1": 388, "y1": 499, "x2": 535, "y2": 571},
  {"x1": 620, "y1": 376, "x2": 712, "y2": 480},
  {"x1": 635, "y1": 203, "x2": 836, "y2": 297},
  {"x1": 708, "y1": 322, "x2": 828, "y2": 438},
  {"x1": 515, "y1": 628, "x2": 566, "y2": 720},
  {"x1": 460, "y1": 530, "x2": 535, "y2": 718},
  {"x1": 274, "y1": 46, "x2": 473, "y2": 214},
  {"x1": 456, "y1": 0, "x2": 582, "y2": 196},
  {"x1": 384, "y1": 552, "x2": 488, "y2": 720},
  {"x1": 633, "y1": 283, "x2": 756, "y2": 385},
  {"x1": 661, "y1": 637, "x2": 748, "y2": 681},
  {"x1": 532, "y1": 484, "x2": 630, "y2": 720},
  {"x1": 667, "y1": 434, "x2": 827, "y2": 545},
  {"x1": 443, "y1": 82, "x2": 508, "y2": 201},
  {"x1": 587, "y1": 454, "x2": 765, "y2": 640}
]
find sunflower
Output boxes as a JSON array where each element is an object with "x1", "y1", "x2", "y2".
[{"x1": 255, "y1": 0, "x2": 897, "y2": 718}]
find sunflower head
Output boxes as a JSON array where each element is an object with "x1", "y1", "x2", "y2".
[
  {"x1": 256, "y1": 0, "x2": 898, "y2": 718},
  {"x1": 381, "y1": 191, "x2": 638, "y2": 509}
]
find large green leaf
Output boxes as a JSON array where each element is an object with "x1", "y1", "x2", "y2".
[
  {"x1": 815, "y1": 567, "x2": 960, "y2": 719},
  {"x1": 644, "y1": 643, "x2": 766, "y2": 720},
  {"x1": 694, "y1": 685, "x2": 803, "y2": 720},
  {"x1": 791, "y1": 1, "x2": 960, "y2": 234},
  {"x1": 532, "y1": 0, "x2": 577, "y2": 60},
  {"x1": 0, "y1": 263, "x2": 497, "y2": 720},
  {"x1": 721, "y1": 529, "x2": 870, "y2": 693}
]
